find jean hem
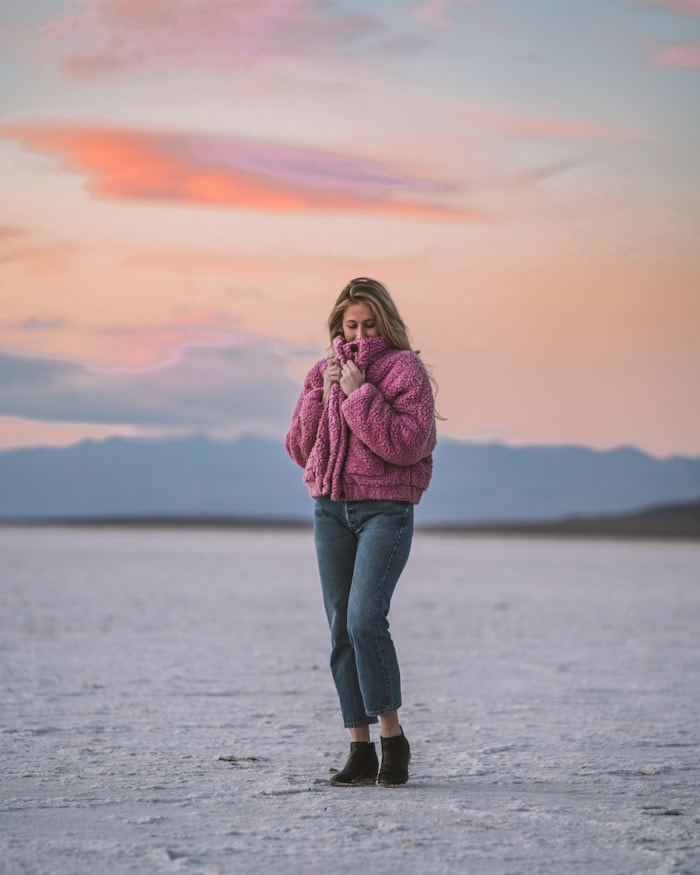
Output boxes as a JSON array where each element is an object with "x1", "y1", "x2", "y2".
[
  {"x1": 364, "y1": 702, "x2": 402, "y2": 718},
  {"x1": 343, "y1": 717, "x2": 379, "y2": 728}
]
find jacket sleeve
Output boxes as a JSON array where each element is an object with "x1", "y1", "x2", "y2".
[
  {"x1": 284, "y1": 361, "x2": 325, "y2": 468},
  {"x1": 341, "y1": 352, "x2": 436, "y2": 467}
]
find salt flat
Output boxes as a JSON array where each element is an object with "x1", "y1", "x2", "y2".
[{"x1": 1, "y1": 527, "x2": 698, "y2": 874}]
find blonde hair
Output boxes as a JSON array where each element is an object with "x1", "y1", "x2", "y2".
[
  {"x1": 327, "y1": 277, "x2": 412, "y2": 350},
  {"x1": 327, "y1": 277, "x2": 445, "y2": 419}
]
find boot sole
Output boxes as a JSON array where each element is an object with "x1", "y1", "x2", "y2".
[{"x1": 329, "y1": 776, "x2": 377, "y2": 787}]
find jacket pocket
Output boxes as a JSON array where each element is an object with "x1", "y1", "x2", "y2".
[{"x1": 344, "y1": 440, "x2": 386, "y2": 479}]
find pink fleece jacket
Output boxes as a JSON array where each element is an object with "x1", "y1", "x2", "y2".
[{"x1": 285, "y1": 335, "x2": 436, "y2": 504}]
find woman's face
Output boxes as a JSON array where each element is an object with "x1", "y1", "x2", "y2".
[{"x1": 342, "y1": 302, "x2": 379, "y2": 342}]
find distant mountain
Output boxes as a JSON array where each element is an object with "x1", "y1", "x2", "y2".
[
  {"x1": 0, "y1": 435, "x2": 308, "y2": 522},
  {"x1": 422, "y1": 500, "x2": 700, "y2": 539},
  {"x1": 1, "y1": 435, "x2": 699, "y2": 526},
  {"x1": 420, "y1": 441, "x2": 700, "y2": 524}
]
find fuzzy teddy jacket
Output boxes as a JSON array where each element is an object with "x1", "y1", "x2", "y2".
[{"x1": 285, "y1": 335, "x2": 436, "y2": 504}]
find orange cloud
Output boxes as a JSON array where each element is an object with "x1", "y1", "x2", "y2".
[
  {"x1": 1, "y1": 123, "x2": 485, "y2": 222},
  {"x1": 0, "y1": 226, "x2": 30, "y2": 241},
  {"x1": 0, "y1": 416, "x2": 144, "y2": 450},
  {"x1": 0, "y1": 231, "x2": 79, "y2": 275}
]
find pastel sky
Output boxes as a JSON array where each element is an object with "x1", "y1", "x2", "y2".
[{"x1": 1, "y1": 0, "x2": 699, "y2": 457}]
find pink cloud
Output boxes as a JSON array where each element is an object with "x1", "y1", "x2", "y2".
[
  {"x1": 651, "y1": 41, "x2": 700, "y2": 68},
  {"x1": 411, "y1": 0, "x2": 476, "y2": 30},
  {"x1": 640, "y1": 0, "x2": 700, "y2": 17},
  {"x1": 467, "y1": 110, "x2": 627, "y2": 141},
  {"x1": 40, "y1": 0, "x2": 382, "y2": 78},
  {"x1": 0, "y1": 123, "x2": 483, "y2": 222}
]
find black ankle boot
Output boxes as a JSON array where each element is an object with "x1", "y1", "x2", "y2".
[
  {"x1": 330, "y1": 741, "x2": 379, "y2": 786},
  {"x1": 377, "y1": 729, "x2": 410, "y2": 787}
]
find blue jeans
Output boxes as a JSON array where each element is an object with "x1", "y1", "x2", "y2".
[{"x1": 314, "y1": 496, "x2": 414, "y2": 728}]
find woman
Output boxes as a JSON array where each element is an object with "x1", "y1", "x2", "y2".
[{"x1": 285, "y1": 278, "x2": 437, "y2": 787}]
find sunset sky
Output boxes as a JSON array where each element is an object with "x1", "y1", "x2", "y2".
[{"x1": 1, "y1": 0, "x2": 699, "y2": 457}]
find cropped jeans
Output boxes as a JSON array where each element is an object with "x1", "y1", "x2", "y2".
[{"x1": 314, "y1": 496, "x2": 414, "y2": 728}]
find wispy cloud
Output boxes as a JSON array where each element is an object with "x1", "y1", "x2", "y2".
[
  {"x1": 510, "y1": 153, "x2": 609, "y2": 186},
  {"x1": 0, "y1": 230, "x2": 80, "y2": 275},
  {"x1": 0, "y1": 338, "x2": 300, "y2": 436},
  {"x1": 638, "y1": 0, "x2": 700, "y2": 18},
  {"x1": 39, "y1": 0, "x2": 383, "y2": 78},
  {"x1": 0, "y1": 226, "x2": 30, "y2": 241},
  {"x1": 650, "y1": 40, "x2": 700, "y2": 68},
  {"x1": 632, "y1": 3, "x2": 700, "y2": 68},
  {"x1": 466, "y1": 110, "x2": 628, "y2": 141},
  {"x1": 127, "y1": 250, "x2": 281, "y2": 278},
  {"x1": 21, "y1": 317, "x2": 68, "y2": 332},
  {"x1": 1, "y1": 123, "x2": 482, "y2": 221},
  {"x1": 410, "y1": 0, "x2": 476, "y2": 30},
  {"x1": 125, "y1": 248, "x2": 406, "y2": 293}
]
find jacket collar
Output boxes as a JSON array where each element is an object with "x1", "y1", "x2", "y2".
[{"x1": 333, "y1": 335, "x2": 389, "y2": 368}]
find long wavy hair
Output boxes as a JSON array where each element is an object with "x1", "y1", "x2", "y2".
[
  {"x1": 327, "y1": 277, "x2": 413, "y2": 350},
  {"x1": 327, "y1": 277, "x2": 444, "y2": 419}
]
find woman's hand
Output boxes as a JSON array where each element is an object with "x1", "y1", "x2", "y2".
[
  {"x1": 322, "y1": 358, "x2": 341, "y2": 402},
  {"x1": 340, "y1": 360, "x2": 366, "y2": 397}
]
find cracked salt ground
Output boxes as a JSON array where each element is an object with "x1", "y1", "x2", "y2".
[{"x1": 1, "y1": 526, "x2": 699, "y2": 873}]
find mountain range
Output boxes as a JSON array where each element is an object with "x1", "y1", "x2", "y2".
[{"x1": 1, "y1": 435, "x2": 699, "y2": 529}]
